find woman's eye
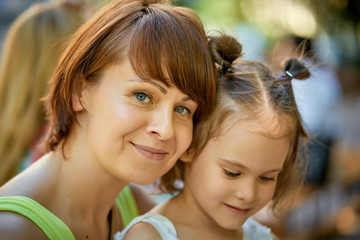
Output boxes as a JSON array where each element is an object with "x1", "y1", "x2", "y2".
[
  {"x1": 174, "y1": 106, "x2": 191, "y2": 116},
  {"x1": 134, "y1": 92, "x2": 151, "y2": 103},
  {"x1": 260, "y1": 176, "x2": 275, "y2": 182},
  {"x1": 223, "y1": 169, "x2": 240, "y2": 178}
]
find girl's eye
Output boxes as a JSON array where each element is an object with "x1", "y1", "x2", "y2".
[
  {"x1": 223, "y1": 169, "x2": 241, "y2": 178},
  {"x1": 174, "y1": 106, "x2": 191, "y2": 116},
  {"x1": 134, "y1": 92, "x2": 151, "y2": 103},
  {"x1": 260, "y1": 176, "x2": 275, "y2": 182}
]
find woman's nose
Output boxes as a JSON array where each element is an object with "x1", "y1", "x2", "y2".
[{"x1": 147, "y1": 106, "x2": 174, "y2": 140}]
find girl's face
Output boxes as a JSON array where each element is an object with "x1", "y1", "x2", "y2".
[
  {"x1": 76, "y1": 60, "x2": 197, "y2": 185},
  {"x1": 183, "y1": 120, "x2": 289, "y2": 230}
]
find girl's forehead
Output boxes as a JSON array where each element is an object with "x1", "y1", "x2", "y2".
[
  {"x1": 208, "y1": 121, "x2": 290, "y2": 170},
  {"x1": 222, "y1": 113, "x2": 291, "y2": 140}
]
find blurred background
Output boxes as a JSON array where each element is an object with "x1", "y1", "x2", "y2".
[{"x1": 0, "y1": 0, "x2": 359, "y2": 239}]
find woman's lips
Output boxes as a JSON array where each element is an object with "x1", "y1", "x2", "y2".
[
  {"x1": 132, "y1": 143, "x2": 168, "y2": 161},
  {"x1": 224, "y1": 203, "x2": 251, "y2": 216}
]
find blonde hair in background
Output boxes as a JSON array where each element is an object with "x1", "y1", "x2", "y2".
[{"x1": 0, "y1": 1, "x2": 84, "y2": 186}]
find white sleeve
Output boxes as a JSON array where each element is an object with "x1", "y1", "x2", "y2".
[
  {"x1": 114, "y1": 212, "x2": 179, "y2": 240},
  {"x1": 242, "y1": 217, "x2": 275, "y2": 240}
]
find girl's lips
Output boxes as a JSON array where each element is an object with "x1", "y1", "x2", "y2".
[
  {"x1": 131, "y1": 143, "x2": 168, "y2": 161},
  {"x1": 224, "y1": 203, "x2": 251, "y2": 216}
]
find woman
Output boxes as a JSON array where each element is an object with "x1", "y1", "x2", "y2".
[{"x1": 0, "y1": 0, "x2": 217, "y2": 239}]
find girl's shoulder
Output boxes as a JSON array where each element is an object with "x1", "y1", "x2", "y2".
[
  {"x1": 115, "y1": 212, "x2": 179, "y2": 240},
  {"x1": 242, "y1": 217, "x2": 277, "y2": 240}
]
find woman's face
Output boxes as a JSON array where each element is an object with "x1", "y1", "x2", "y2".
[{"x1": 76, "y1": 60, "x2": 197, "y2": 185}]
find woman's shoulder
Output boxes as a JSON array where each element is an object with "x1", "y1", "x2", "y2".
[
  {"x1": 0, "y1": 195, "x2": 75, "y2": 240},
  {"x1": 0, "y1": 154, "x2": 60, "y2": 239},
  {"x1": 0, "y1": 153, "x2": 54, "y2": 196},
  {"x1": 242, "y1": 217, "x2": 276, "y2": 240},
  {"x1": 115, "y1": 212, "x2": 179, "y2": 240},
  {"x1": 0, "y1": 210, "x2": 48, "y2": 239}
]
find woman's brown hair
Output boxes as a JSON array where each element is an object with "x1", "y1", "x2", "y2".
[{"x1": 43, "y1": 0, "x2": 217, "y2": 152}]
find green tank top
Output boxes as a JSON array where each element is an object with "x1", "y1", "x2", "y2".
[{"x1": 0, "y1": 185, "x2": 139, "y2": 240}]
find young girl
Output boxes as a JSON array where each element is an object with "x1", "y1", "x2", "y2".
[
  {"x1": 115, "y1": 34, "x2": 311, "y2": 239},
  {"x1": 0, "y1": 0, "x2": 217, "y2": 239}
]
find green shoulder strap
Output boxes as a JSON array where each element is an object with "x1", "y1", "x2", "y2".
[
  {"x1": 115, "y1": 185, "x2": 139, "y2": 227},
  {"x1": 0, "y1": 196, "x2": 75, "y2": 240}
]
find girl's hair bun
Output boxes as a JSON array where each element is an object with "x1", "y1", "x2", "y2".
[
  {"x1": 283, "y1": 58, "x2": 311, "y2": 80},
  {"x1": 209, "y1": 34, "x2": 242, "y2": 74}
]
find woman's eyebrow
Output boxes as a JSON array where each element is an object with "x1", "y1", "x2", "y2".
[
  {"x1": 130, "y1": 78, "x2": 167, "y2": 94},
  {"x1": 181, "y1": 96, "x2": 191, "y2": 101},
  {"x1": 130, "y1": 78, "x2": 193, "y2": 102}
]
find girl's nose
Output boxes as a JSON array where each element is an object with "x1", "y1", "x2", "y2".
[{"x1": 235, "y1": 178, "x2": 257, "y2": 203}]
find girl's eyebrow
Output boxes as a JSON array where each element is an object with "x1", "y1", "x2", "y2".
[
  {"x1": 219, "y1": 159, "x2": 283, "y2": 173},
  {"x1": 220, "y1": 158, "x2": 248, "y2": 169}
]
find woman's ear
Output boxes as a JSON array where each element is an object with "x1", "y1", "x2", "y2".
[
  {"x1": 72, "y1": 87, "x2": 87, "y2": 112},
  {"x1": 180, "y1": 150, "x2": 193, "y2": 163}
]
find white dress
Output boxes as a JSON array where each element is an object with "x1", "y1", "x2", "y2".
[{"x1": 114, "y1": 212, "x2": 275, "y2": 240}]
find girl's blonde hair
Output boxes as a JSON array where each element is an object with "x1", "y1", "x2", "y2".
[
  {"x1": 0, "y1": 2, "x2": 84, "y2": 185},
  {"x1": 160, "y1": 34, "x2": 311, "y2": 214}
]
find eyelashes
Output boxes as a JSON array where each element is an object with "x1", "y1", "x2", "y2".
[
  {"x1": 133, "y1": 91, "x2": 192, "y2": 118},
  {"x1": 134, "y1": 92, "x2": 151, "y2": 103},
  {"x1": 174, "y1": 106, "x2": 191, "y2": 117},
  {"x1": 259, "y1": 176, "x2": 276, "y2": 182},
  {"x1": 223, "y1": 169, "x2": 241, "y2": 178},
  {"x1": 222, "y1": 168, "x2": 276, "y2": 182}
]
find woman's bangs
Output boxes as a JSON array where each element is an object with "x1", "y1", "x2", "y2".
[{"x1": 128, "y1": 11, "x2": 208, "y2": 104}]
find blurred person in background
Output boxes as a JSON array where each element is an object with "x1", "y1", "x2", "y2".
[{"x1": 0, "y1": 0, "x2": 84, "y2": 186}]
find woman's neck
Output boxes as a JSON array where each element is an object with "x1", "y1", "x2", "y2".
[
  {"x1": 51, "y1": 147, "x2": 127, "y2": 219},
  {"x1": 51, "y1": 147, "x2": 128, "y2": 239}
]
